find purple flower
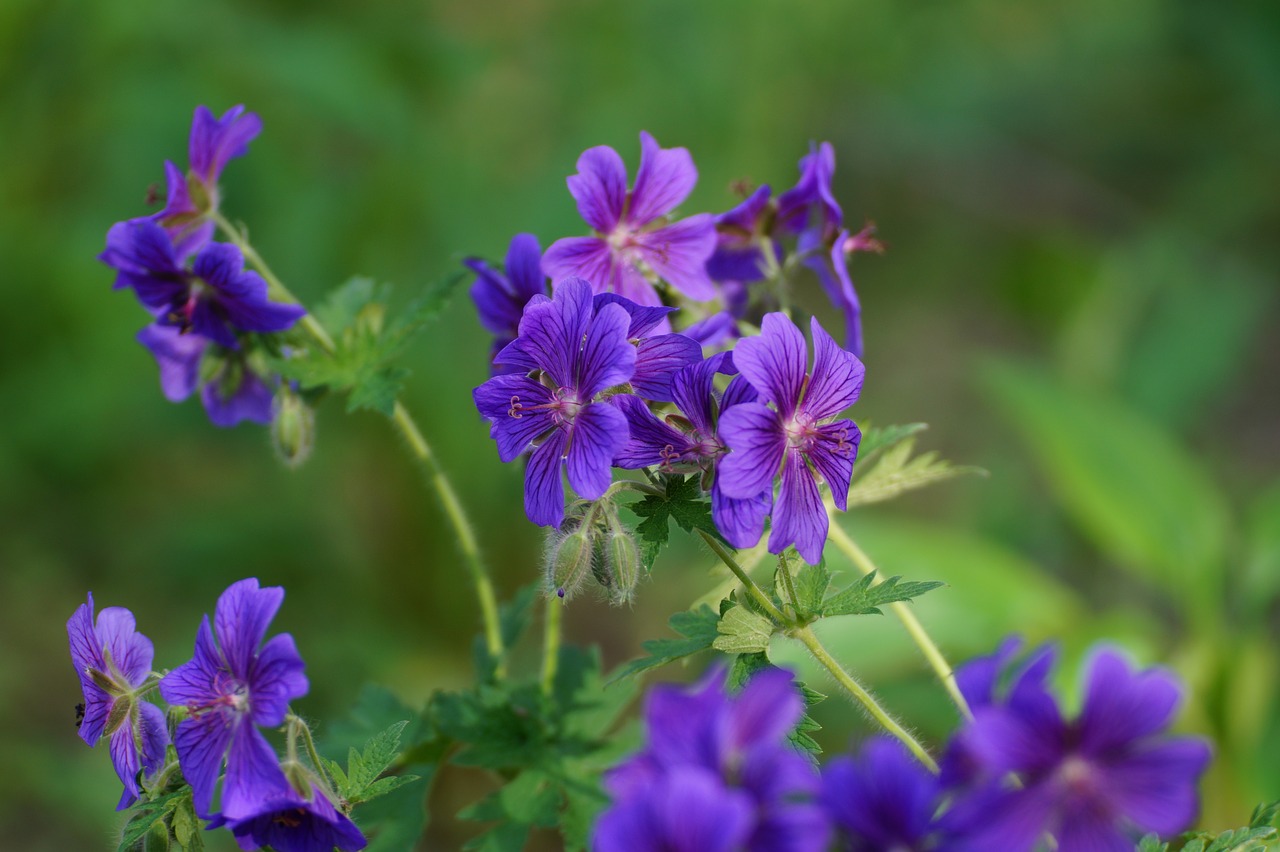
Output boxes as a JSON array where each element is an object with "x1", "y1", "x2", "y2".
[
  {"x1": 102, "y1": 218, "x2": 305, "y2": 349},
  {"x1": 823, "y1": 738, "x2": 946, "y2": 852},
  {"x1": 214, "y1": 775, "x2": 366, "y2": 852},
  {"x1": 593, "y1": 292, "x2": 703, "y2": 402},
  {"x1": 542, "y1": 132, "x2": 717, "y2": 308},
  {"x1": 597, "y1": 667, "x2": 830, "y2": 852},
  {"x1": 159, "y1": 578, "x2": 309, "y2": 820},
  {"x1": 776, "y1": 142, "x2": 842, "y2": 238},
  {"x1": 718, "y1": 313, "x2": 864, "y2": 564},
  {"x1": 706, "y1": 185, "x2": 777, "y2": 285},
  {"x1": 67, "y1": 594, "x2": 170, "y2": 810},
  {"x1": 472, "y1": 278, "x2": 636, "y2": 527},
  {"x1": 945, "y1": 644, "x2": 1212, "y2": 851},
  {"x1": 613, "y1": 353, "x2": 770, "y2": 548},
  {"x1": 465, "y1": 233, "x2": 550, "y2": 375},
  {"x1": 137, "y1": 323, "x2": 277, "y2": 427},
  {"x1": 153, "y1": 105, "x2": 263, "y2": 258}
]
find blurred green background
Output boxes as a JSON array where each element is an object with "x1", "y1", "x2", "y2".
[{"x1": 2, "y1": 0, "x2": 1277, "y2": 847}]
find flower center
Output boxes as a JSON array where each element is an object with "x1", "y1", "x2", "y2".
[
  {"x1": 783, "y1": 415, "x2": 816, "y2": 451},
  {"x1": 507, "y1": 387, "x2": 584, "y2": 427},
  {"x1": 1055, "y1": 754, "x2": 1096, "y2": 797}
]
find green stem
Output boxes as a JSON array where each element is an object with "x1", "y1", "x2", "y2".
[
  {"x1": 541, "y1": 595, "x2": 563, "y2": 697},
  {"x1": 794, "y1": 625, "x2": 939, "y2": 773},
  {"x1": 212, "y1": 211, "x2": 506, "y2": 677},
  {"x1": 777, "y1": 553, "x2": 800, "y2": 613},
  {"x1": 826, "y1": 520, "x2": 972, "y2": 721},
  {"x1": 697, "y1": 529, "x2": 789, "y2": 624},
  {"x1": 288, "y1": 713, "x2": 335, "y2": 787}
]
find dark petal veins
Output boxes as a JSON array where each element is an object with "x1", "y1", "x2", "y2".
[
  {"x1": 517, "y1": 277, "x2": 594, "y2": 389},
  {"x1": 541, "y1": 236, "x2": 617, "y2": 296},
  {"x1": 611, "y1": 394, "x2": 692, "y2": 469},
  {"x1": 249, "y1": 632, "x2": 308, "y2": 728},
  {"x1": 160, "y1": 617, "x2": 225, "y2": 706},
  {"x1": 213, "y1": 579, "x2": 284, "y2": 680},
  {"x1": 720, "y1": 372, "x2": 759, "y2": 410},
  {"x1": 732, "y1": 313, "x2": 807, "y2": 418},
  {"x1": 802, "y1": 316, "x2": 865, "y2": 421},
  {"x1": 769, "y1": 450, "x2": 827, "y2": 563},
  {"x1": 567, "y1": 145, "x2": 628, "y2": 233},
  {"x1": 565, "y1": 401, "x2": 628, "y2": 500},
  {"x1": 633, "y1": 215, "x2": 718, "y2": 301},
  {"x1": 222, "y1": 722, "x2": 291, "y2": 821},
  {"x1": 109, "y1": 717, "x2": 144, "y2": 810},
  {"x1": 631, "y1": 334, "x2": 702, "y2": 403},
  {"x1": 473, "y1": 375, "x2": 556, "y2": 462},
  {"x1": 628, "y1": 131, "x2": 699, "y2": 226},
  {"x1": 524, "y1": 430, "x2": 568, "y2": 527},
  {"x1": 173, "y1": 710, "x2": 237, "y2": 817},
  {"x1": 717, "y1": 402, "x2": 786, "y2": 499},
  {"x1": 574, "y1": 299, "x2": 636, "y2": 398},
  {"x1": 94, "y1": 606, "x2": 154, "y2": 685},
  {"x1": 807, "y1": 419, "x2": 860, "y2": 511},
  {"x1": 593, "y1": 292, "x2": 676, "y2": 339},
  {"x1": 710, "y1": 483, "x2": 769, "y2": 549},
  {"x1": 670, "y1": 351, "x2": 729, "y2": 436}
]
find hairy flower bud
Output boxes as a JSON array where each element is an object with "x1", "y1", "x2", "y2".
[
  {"x1": 604, "y1": 530, "x2": 641, "y2": 605},
  {"x1": 271, "y1": 387, "x2": 315, "y2": 469},
  {"x1": 547, "y1": 530, "x2": 594, "y2": 600}
]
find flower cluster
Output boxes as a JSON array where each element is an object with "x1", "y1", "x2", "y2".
[
  {"x1": 598, "y1": 641, "x2": 1208, "y2": 852},
  {"x1": 470, "y1": 133, "x2": 873, "y2": 567},
  {"x1": 68, "y1": 580, "x2": 366, "y2": 852},
  {"x1": 100, "y1": 106, "x2": 305, "y2": 426}
]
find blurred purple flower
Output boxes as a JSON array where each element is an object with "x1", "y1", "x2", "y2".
[
  {"x1": 597, "y1": 666, "x2": 830, "y2": 852},
  {"x1": 472, "y1": 278, "x2": 636, "y2": 527},
  {"x1": 160, "y1": 578, "x2": 309, "y2": 820},
  {"x1": 137, "y1": 323, "x2": 277, "y2": 427},
  {"x1": 823, "y1": 737, "x2": 948, "y2": 852},
  {"x1": 67, "y1": 594, "x2": 169, "y2": 810},
  {"x1": 945, "y1": 643, "x2": 1212, "y2": 852},
  {"x1": 542, "y1": 132, "x2": 716, "y2": 308},
  {"x1": 718, "y1": 313, "x2": 864, "y2": 563},
  {"x1": 465, "y1": 233, "x2": 550, "y2": 376},
  {"x1": 213, "y1": 774, "x2": 366, "y2": 852}
]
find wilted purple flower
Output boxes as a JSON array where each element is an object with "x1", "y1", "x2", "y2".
[
  {"x1": 67, "y1": 594, "x2": 170, "y2": 810},
  {"x1": 160, "y1": 578, "x2": 309, "y2": 820},
  {"x1": 542, "y1": 132, "x2": 716, "y2": 307},
  {"x1": 472, "y1": 278, "x2": 635, "y2": 527},
  {"x1": 137, "y1": 323, "x2": 277, "y2": 427},
  {"x1": 465, "y1": 233, "x2": 550, "y2": 375},
  {"x1": 946, "y1": 644, "x2": 1212, "y2": 851},
  {"x1": 823, "y1": 737, "x2": 947, "y2": 852},
  {"x1": 152, "y1": 105, "x2": 263, "y2": 258},
  {"x1": 613, "y1": 353, "x2": 770, "y2": 548},
  {"x1": 102, "y1": 218, "x2": 305, "y2": 349},
  {"x1": 718, "y1": 313, "x2": 864, "y2": 563},
  {"x1": 213, "y1": 774, "x2": 366, "y2": 852},
  {"x1": 597, "y1": 667, "x2": 830, "y2": 852}
]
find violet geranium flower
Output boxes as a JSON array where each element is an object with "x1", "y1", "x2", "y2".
[
  {"x1": 137, "y1": 323, "x2": 277, "y2": 427},
  {"x1": 101, "y1": 218, "x2": 305, "y2": 349},
  {"x1": 542, "y1": 132, "x2": 717, "y2": 307},
  {"x1": 159, "y1": 578, "x2": 309, "y2": 820},
  {"x1": 67, "y1": 594, "x2": 170, "y2": 810},
  {"x1": 596, "y1": 666, "x2": 830, "y2": 852},
  {"x1": 472, "y1": 277, "x2": 636, "y2": 527},
  {"x1": 718, "y1": 313, "x2": 864, "y2": 563},
  {"x1": 214, "y1": 775, "x2": 367, "y2": 852},
  {"x1": 945, "y1": 644, "x2": 1212, "y2": 851},
  {"x1": 822, "y1": 737, "x2": 948, "y2": 852},
  {"x1": 465, "y1": 232, "x2": 550, "y2": 376}
]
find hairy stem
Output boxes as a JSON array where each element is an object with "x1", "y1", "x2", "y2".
[
  {"x1": 541, "y1": 595, "x2": 563, "y2": 697},
  {"x1": 213, "y1": 211, "x2": 506, "y2": 677},
  {"x1": 697, "y1": 529, "x2": 789, "y2": 624},
  {"x1": 794, "y1": 625, "x2": 939, "y2": 773},
  {"x1": 826, "y1": 519, "x2": 972, "y2": 721}
]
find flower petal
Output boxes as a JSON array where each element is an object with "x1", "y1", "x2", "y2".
[
  {"x1": 1078, "y1": 649, "x2": 1183, "y2": 755},
  {"x1": 627, "y1": 131, "x2": 698, "y2": 226},
  {"x1": 593, "y1": 292, "x2": 676, "y2": 339},
  {"x1": 807, "y1": 419, "x2": 860, "y2": 511},
  {"x1": 566, "y1": 401, "x2": 627, "y2": 501},
  {"x1": 94, "y1": 605, "x2": 154, "y2": 685},
  {"x1": 473, "y1": 375, "x2": 556, "y2": 463},
  {"x1": 769, "y1": 450, "x2": 827, "y2": 563},
  {"x1": 189, "y1": 105, "x2": 262, "y2": 184},
  {"x1": 632, "y1": 215, "x2": 717, "y2": 301},
  {"x1": 524, "y1": 430, "x2": 568, "y2": 527},
  {"x1": 214, "y1": 578, "x2": 284, "y2": 680},
  {"x1": 732, "y1": 313, "x2": 807, "y2": 418},
  {"x1": 717, "y1": 402, "x2": 785, "y2": 499},
  {"x1": 575, "y1": 299, "x2": 636, "y2": 398},
  {"x1": 200, "y1": 368, "x2": 275, "y2": 427},
  {"x1": 802, "y1": 316, "x2": 865, "y2": 421},
  {"x1": 248, "y1": 632, "x2": 308, "y2": 728},
  {"x1": 1104, "y1": 737, "x2": 1211, "y2": 836},
  {"x1": 631, "y1": 334, "x2": 702, "y2": 403},
  {"x1": 173, "y1": 710, "x2": 236, "y2": 817},
  {"x1": 670, "y1": 352, "x2": 727, "y2": 435},
  {"x1": 710, "y1": 484, "x2": 769, "y2": 549},
  {"x1": 802, "y1": 229, "x2": 864, "y2": 357},
  {"x1": 517, "y1": 277, "x2": 594, "y2": 389},
  {"x1": 505, "y1": 232, "x2": 546, "y2": 302},
  {"x1": 222, "y1": 723, "x2": 290, "y2": 821},
  {"x1": 729, "y1": 667, "x2": 804, "y2": 751},
  {"x1": 109, "y1": 715, "x2": 144, "y2": 810},
  {"x1": 541, "y1": 236, "x2": 618, "y2": 296},
  {"x1": 137, "y1": 324, "x2": 205, "y2": 402},
  {"x1": 611, "y1": 394, "x2": 692, "y2": 470},
  {"x1": 567, "y1": 145, "x2": 628, "y2": 233}
]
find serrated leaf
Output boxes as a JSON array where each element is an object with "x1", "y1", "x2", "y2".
[
  {"x1": 821, "y1": 571, "x2": 943, "y2": 617},
  {"x1": 608, "y1": 605, "x2": 721, "y2": 683},
  {"x1": 315, "y1": 277, "x2": 388, "y2": 334},
  {"x1": 857, "y1": 422, "x2": 929, "y2": 458},
  {"x1": 117, "y1": 789, "x2": 190, "y2": 852},
  {"x1": 847, "y1": 437, "x2": 984, "y2": 508},
  {"x1": 790, "y1": 560, "x2": 831, "y2": 617},
  {"x1": 1251, "y1": 800, "x2": 1280, "y2": 829},
  {"x1": 629, "y1": 474, "x2": 721, "y2": 571},
  {"x1": 342, "y1": 720, "x2": 410, "y2": 802},
  {"x1": 713, "y1": 604, "x2": 775, "y2": 654}
]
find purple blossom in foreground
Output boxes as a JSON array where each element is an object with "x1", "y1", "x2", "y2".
[
  {"x1": 213, "y1": 774, "x2": 366, "y2": 852},
  {"x1": 102, "y1": 218, "x2": 305, "y2": 349},
  {"x1": 465, "y1": 233, "x2": 550, "y2": 375},
  {"x1": 152, "y1": 105, "x2": 263, "y2": 258},
  {"x1": 67, "y1": 595, "x2": 169, "y2": 810},
  {"x1": 473, "y1": 278, "x2": 635, "y2": 527},
  {"x1": 613, "y1": 352, "x2": 770, "y2": 548},
  {"x1": 823, "y1": 737, "x2": 948, "y2": 852},
  {"x1": 593, "y1": 292, "x2": 702, "y2": 402},
  {"x1": 596, "y1": 667, "x2": 830, "y2": 852},
  {"x1": 718, "y1": 313, "x2": 864, "y2": 563},
  {"x1": 160, "y1": 578, "x2": 309, "y2": 820},
  {"x1": 945, "y1": 643, "x2": 1212, "y2": 852},
  {"x1": 137, "y1": 323, "x2": 277, "y2": 427},
  {"x1": 542, "y1": 132, "x2": 716, "y2": 308}
]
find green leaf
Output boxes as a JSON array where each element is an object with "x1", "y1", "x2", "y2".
[
  {"x1": 857, "y1": 422, "x2": 929, "y2": 458},
  {"x1": 335, "y1": 720, "x2": 423, "y2": 806},
  {"x1": 458, "y1": 770, "x2": 560, "y2": 851},
  {"x1": 608, "y1": 605, "x2": 721, "y2": 683},
  {"x1": 821, "y1": 571, "x2": 943, "y2": 617},
  {"x1": 1137, "y1": 836, "x2": 1168, "y2": 852},
  {"x1": 983, "y1": 362, "x2": 1232, "y2": 616},
  {"x1": 628, "y1": 474, "x2": 722, "y2": 571},
  {"x1": 275, "y1": 272, "x2": 464, "y2": 416},
  {"x1": 1244, "y1": 483, "x2": 1280, "y2": 622},
  {"x1": 1251, "y1": 800, "x2": 1280, "y2": 829},
  {"x1": 117, "y1": 789, "x2": 192, "y2": 852},
  {"x1": 712, "y1": 604, "x2": 775, "y2": 654},
  {"x1": 790, "y1": 560, "x2": 831, "y2": 618},
  {"x1": 847, "y1": 437, "x2": 984, "y2": 508}
]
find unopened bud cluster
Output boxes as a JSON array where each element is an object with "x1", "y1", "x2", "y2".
[{"x1": 544, "y1": 498, "x2": 642, "y2": 606}]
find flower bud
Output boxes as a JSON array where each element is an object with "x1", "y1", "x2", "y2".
[
  {"x1": 546, "y1": 530, "x2": 593, "y2": 600},
  {"x1": 604, "y1": 530, "x2": 641, "y2": 606},
  {"x1": 271, "y1": 388, "x2": 315, "y2": 469}
]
